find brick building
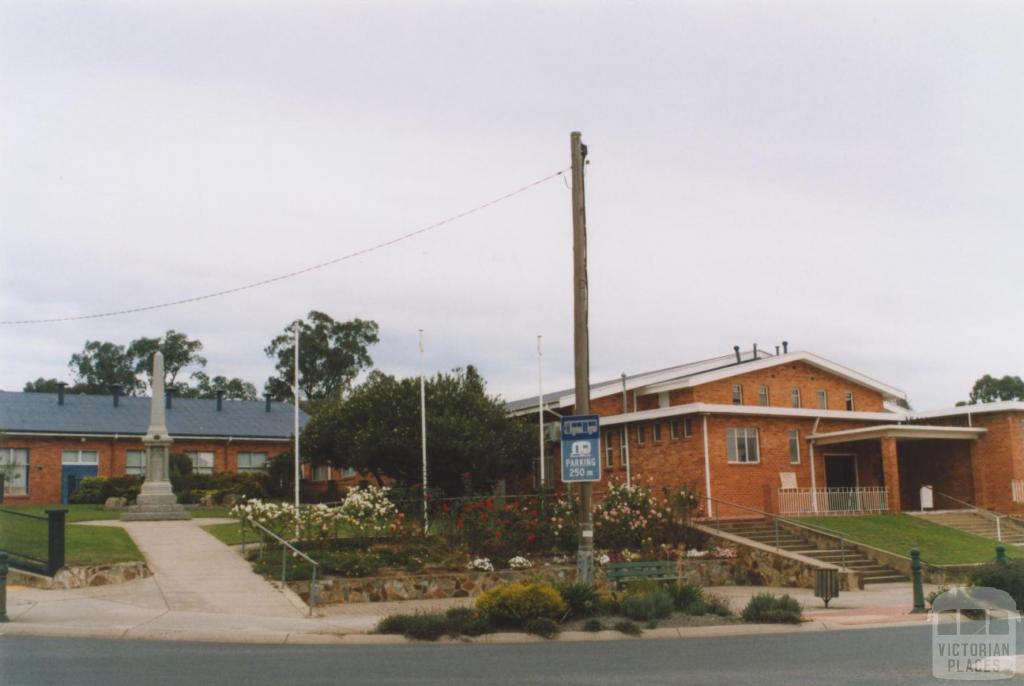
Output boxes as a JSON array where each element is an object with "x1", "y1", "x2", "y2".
[
  {"x1": 0, "y1": 387, "x2": 311, "y2": 505},
  {"x1": 509, "y1": 346, "x2": 1024, "y2": 518}
]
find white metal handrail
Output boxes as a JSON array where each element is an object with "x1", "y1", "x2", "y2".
[
  {"x1": 778, "y1": 487, "x2": 889, "y2": 515},
  {"x1": 241, "y1": 517, "x2": 320, "y2": 614}
]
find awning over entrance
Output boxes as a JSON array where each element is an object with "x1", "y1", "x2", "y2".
[{"x1": 808, "y1": 424, "x2": 986, "y2": 445}]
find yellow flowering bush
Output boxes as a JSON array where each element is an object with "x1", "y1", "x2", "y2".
[{"x1": 476, "y1": 582, "x2": 568, "y2": 627}]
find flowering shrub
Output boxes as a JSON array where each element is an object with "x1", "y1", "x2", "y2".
[
  {"x1": 339, "y1": 485, "x2": 398, "y2": 537},
  {"x1": 685, "y1": 549, "x2": 708, "y2": 558},
  {"x1": 476, "y1": 582, "x2": 567, "y2": 627},
  {"x1": 230, "y1": 499, "x2": 346, "y2": 549},
  {"x1": 467, "y1": 558, "x2": 494, "y2": 571},
  {"x1": 713, "y1": 547, "x2": 738, "y2": 559},
  {"x1": 594, "y1": 484, "x2": 670, "y2": 551},
  {"x1": 508, "y1": 556, "x2": 532, "y2": 570}
]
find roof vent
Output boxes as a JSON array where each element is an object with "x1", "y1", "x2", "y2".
[
  {"x1": 57, "y1": 382, "x2": 66, "y2": 406},
  {"x1": 782, "y1": 340, "x2": 789, "y2": 354},
  {"x1": 733, "y1": 345, "x2": 741, "y2": 363},
  {"x1": 216, "y1": 390, "x2": 225, "y2": 412},
  {"x1": 752, "y1": 343, "x2": 758, "y2": 359},
  {"x1": 775, "y1": 345, "x2": 780, "y2": 355},
  {"x1": 111, "y1": 384, "x2": 122, "y2": 408},
  {"x1": 265, "y1": 394, "x2": 272, "y2": 413}
]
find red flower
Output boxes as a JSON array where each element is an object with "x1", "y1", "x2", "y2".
[{"x1": 495, "y1": 530, "x2": 502, "y2": 539}]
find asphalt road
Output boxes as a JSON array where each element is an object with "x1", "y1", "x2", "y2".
[{"x1": 0, "y1": 626, "x2": 1018, "y2": 686}]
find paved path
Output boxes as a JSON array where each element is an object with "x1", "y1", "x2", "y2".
[{"x1": 118, "y1": 520, "x2": 303, "y2": 617}]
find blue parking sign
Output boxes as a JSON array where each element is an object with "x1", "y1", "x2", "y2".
[{"x1": 560, "y1": 414, "x2": 601, "y2": 482}]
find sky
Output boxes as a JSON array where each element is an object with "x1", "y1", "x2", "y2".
[{"x1": 2, "y1": 1, "x2": 1023, "y2": 411}]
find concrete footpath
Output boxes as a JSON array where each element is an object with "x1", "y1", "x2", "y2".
[{"x1": 0, "y1": 518, "x2": 946, "y2": 645}]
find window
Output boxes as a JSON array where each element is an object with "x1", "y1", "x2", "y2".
[
  {"x1": 313, "y1": 465, "x2": 330, "y2": 481},
  {"x1": 636, "y1": 425, "x2": 645, "y2": 446},
  {"x1": 126, "y1": 450, "x2": 146, "y2": 476},
  {"x1": 791, "y1": 388, "x2": 801, "y2": 408},
  {"x1": 62, "y1": 450, "x2": 98, "y2": 465},
  {"x1": 0, "y1": 448, "x2": 29, "y2": 496},
  {"x1": 758, "y1": 385, "x2": 769, "y2": 406},
  {"x1": 186, "y1": 451, "x2": 215, "y2": 474},
  {"x1": 237, "y1": 452, "x2": 268, "y2": 472},
  {"x1": 604, "y1": 431, "x2": 615, "y2": 467},
  {"x1": 845, "y1": 392, "x2": 855, "y2": 411},
  {"x1": 788, "y1": 430, "x2": 801, "y2": 464},
  {"x1": 683, "y1": 417, "x2": 693, "y2": 438},
  {"x1": 620, "y1": 428, "x2": 629, "y2": 466},
  {"x1": 817, "y1": 390, "x2": 828, "y2": 409},
  {"x1": 726, "y1": 428, "x2": 760, "y2": 464},
  {"x1": 732, "y1": 384, "x2": 743, "y2": 405},
  {"x1": 341, "y1": 467, "x2": 358, "y2": 477},
  {"x1": 652, "y1": 422, "x2": 662, "y2": 443},
  {"x1": 670, "y1": 419, "x2": 681, "y2": 440}
]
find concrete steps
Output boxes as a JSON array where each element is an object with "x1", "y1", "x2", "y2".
[
  {"x1": 913, "y1": 511, "x2": 1024, "y2": 545},
  {"x1": 715, "y1": 520, "x2": 908, "y2": 585}
]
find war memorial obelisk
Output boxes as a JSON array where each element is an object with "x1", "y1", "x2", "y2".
[{"x1": 121, "y1": 351, "x2": 191, "y2": 521}]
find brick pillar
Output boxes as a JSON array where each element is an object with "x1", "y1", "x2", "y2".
[{"x1": 881, "y1": 437, "x2": 901, "y2": 513}]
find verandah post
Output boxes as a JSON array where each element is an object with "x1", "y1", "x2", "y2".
[{"x1": 46, "y1": 509, "x2": 66, "y2": 576}]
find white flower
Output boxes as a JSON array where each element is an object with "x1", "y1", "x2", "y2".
[
  {"x1": 467, "y1": 558, "x2": 494, "y2": 571},
  {"x1": 507, "y1": 556, "x2": 532, "y2": 570}
]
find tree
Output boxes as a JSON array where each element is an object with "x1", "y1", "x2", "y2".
[
  {"x1": 23, "y1": 378, "x2": 68, "y2": 393},
  {"x1": 264, "y1": 311, "x2": 379, "y2": 402},
  {"x1": 189, "y1": 372, "x2": 259, "y2": 400},
  {"x1": 302, "y1": 366, "x2": 533, "y2": 495},
  {"x1": 68, "y1": 341, "x2": 143, "y2": 395},
  {"x1": 965, "y1": 374, "x2": 1024, "y2": 404},
  {"x1": 128, "y1": 330, "x2": 207, "y2": 388}
]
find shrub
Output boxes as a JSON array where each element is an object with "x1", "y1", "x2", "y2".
[
  {"x1": 704, "y1": 594, "x2": 733, "y2": 617},
  {"x1": 476, "y1": 582, "x2": 568, "y2": 627},
  {"x1": 597, "y1": 593, "x2": 621, "y2": 615},
  {"x1": 583, "y1": 618, "x2": 604, "y2": 632},
  {"x1": 614, "y1": 619, "x2": 642, "y2": 636},
  {"x1": 524, "y1": 617, "x2": 559, "y2": 638},
  {"x1": 969, "y1": 560, "x2": 1024, "y2": 609},
  {"x1": 594, "y1": 483, "x2": 671, "y2": 550},
  {"x1": 671, "y1": 582, "x2": 705, "y2": 613},
  {"x1": 557, "y1": 582, "x2": 600, "y2": 618},
  {"x1": 444, "y1": 607, "x2": 492, "y2": 636},
  {"x1": 339, "y1": 485, "x2": 398, "y2": 537},
  {"x1": 620, "y1": 589, "x2": 674, "y2": 622},
  {"x1": 741, "y1": 593, "x2": 803, "y2": 624},
  {"x1": 69, "y1": 476, "x2": 144, "y2": 504},
  {"x1": 325, "y1": 550, "x2": 382, "y2": 577},
  {"x1": 377, "y1": 613, "x2": 449, "y2": 641}
]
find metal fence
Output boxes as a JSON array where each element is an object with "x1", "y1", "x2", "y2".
[
  {"x1": 778, "y1": 487, "x2": 889, "y2": 515},
  {"x1": 0, "y1": 508, "x2": 66, "y2": 576}
]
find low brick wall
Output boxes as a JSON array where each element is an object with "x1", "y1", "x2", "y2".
[
  {"x1": 291, "y1": 566, "x2": 576, "y2": 604},
  {"x1": 10, "y1": 561, "x2": 151, "y2": 589}
]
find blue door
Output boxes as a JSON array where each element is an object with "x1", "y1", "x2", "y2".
[{"x1": 62, "y1": 465, "x2": 98, "y2": 504}]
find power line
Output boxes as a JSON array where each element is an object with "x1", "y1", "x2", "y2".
[{"x1": 2, "y1": 168, "x2": 569, "y2": 325}]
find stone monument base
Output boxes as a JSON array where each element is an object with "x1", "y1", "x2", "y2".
[{"x1": 120, "y1": 481, "x2": 192, "y2": 521}]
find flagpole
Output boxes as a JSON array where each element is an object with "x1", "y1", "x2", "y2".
[
  {"x1": 419, "y1": 330, "x2": 428, "y2": 534},
  {"x1": 293, "y1": 323, "x2": 300, "y2": 512},
  {"x1": 537, "y1": 335, "x2": 545, "y2": 489}
]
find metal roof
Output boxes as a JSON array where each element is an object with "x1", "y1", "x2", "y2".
[{"x1": 0, "y1": 391, "x2": 308, "y2": 440}]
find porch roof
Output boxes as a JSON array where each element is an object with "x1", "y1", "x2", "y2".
[{"x1": 808, "y1": 424, "x2": 986, "y2": 446}]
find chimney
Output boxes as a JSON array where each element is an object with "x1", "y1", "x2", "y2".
[
  {"x1": 782, "y1": 340, "x2": 789, "y2": 354},
  {"x1": 57, "y1": 382, "x2": 66, "y2": 406},
  {"x1": 216, "y1": 390, "x2": 225, "y2": 412},
  {"x1": 733, "y1": 345, "x2": 741, "y2": 363},
  {"x1": 753, "y1": 343, "x2": 758, "y2": 359},
  {"x1": 111, "y1": 384, "x2": 122, "y2": 408},
  {"x1": 775, "y1": 345, "x2": 780, "y2": 355},
  {"x1": 265, "y1": 394, "x2": 272, "y2": 412},
  {"x1": 165, "y1": 388, "x2": 173, "y2": 409}
]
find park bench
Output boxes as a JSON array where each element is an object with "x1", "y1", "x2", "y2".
[{"x1": 605, "y1": 560, "x2": 679, "y2": 590}]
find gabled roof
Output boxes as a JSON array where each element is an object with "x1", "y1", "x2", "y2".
[{"x1": 0, "y1": 391, "x2": 308, "y2": 440}]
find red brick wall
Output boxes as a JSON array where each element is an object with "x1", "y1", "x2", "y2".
[{"x1": 2, "y1": 435, "x2": 293, "y2": 505}]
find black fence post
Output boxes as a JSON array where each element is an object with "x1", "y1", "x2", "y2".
[
  {"x1": 0, "y1": 551, "x2": 9, "y2": 622},
  {"x1": 46, "y1": 509, "x2": 67, "y2": 575},
  {"x1": 910, "y1": 548, "x2": 926, "y2": 613},
  {"x1": 0, "y1": 474, "x2": 5, "y2": 504}
]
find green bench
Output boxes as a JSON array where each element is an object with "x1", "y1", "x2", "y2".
[{"x1": 605, "y1": 560, "x2": 680, "y2": 590}]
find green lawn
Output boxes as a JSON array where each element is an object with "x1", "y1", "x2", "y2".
[
  {"x1": 0, "y1": 510, "x2": 142, "y2": 567},
  {"x1": 796, "y1": 514, "x2": 1022, "y2": 566},
  {"x1": 1, "y1": 504, "x2": 232, "y2": 522},
  {"x1": 202, "y1": 521, "x2": 246, "y2": 546}
]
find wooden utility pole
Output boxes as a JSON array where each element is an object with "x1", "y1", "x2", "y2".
[{"x1": 570, "y1": 131, "x2": 594, "y2": 584}]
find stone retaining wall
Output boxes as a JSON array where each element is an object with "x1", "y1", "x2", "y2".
[{"x1": 10, "y1": 562, "x2": 151, "y2": 589}]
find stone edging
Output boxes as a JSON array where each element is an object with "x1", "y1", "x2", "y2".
[{"x1": 10, "y1": 562, "x2": 151, "y2": 589}]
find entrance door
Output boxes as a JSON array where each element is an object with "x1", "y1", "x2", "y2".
[
  {"x1": 824, "y1": 454, "x2": 858, "y2": 512},
  {"x1": 62, "y1": 465, "x2": 98, "y2": 503}
]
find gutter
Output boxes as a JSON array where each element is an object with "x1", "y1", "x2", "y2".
[{"x1": 0, "y1": 430, "x2": 293, "y2": 443}]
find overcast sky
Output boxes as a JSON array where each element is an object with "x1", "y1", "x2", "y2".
[{"x1": 2, "y1": 2, "x2": 1023, "y2": 411}]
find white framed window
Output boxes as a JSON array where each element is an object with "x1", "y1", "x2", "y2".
[
  {"x1": 0, "y1": 448, "x2": 29, "y2": 496},
  {"x1": 726, "y1": 428, "x2": 760, "y2": 464},
  {"x1": 758, "y1": 385, "x2": 769, "y2": 406},
  {"x1": 791, "y1": 388, "x2": 801, "y2": 408},
  {"x1": 620, "y1": 428, "x2": 629, "y2": 466},
  {"x1": 732, "y1": 384, "x2": 743, "y2": 405},
  {"x1": 342, "y1": 467, "x2": 357, "y2": 477},
  {"x1": 313, "y1": 465, "x2": 330, "y2": 481},
  {"x1": 636, "y1": 425, "x2": 645, "y2": 446},
  {"x1": 652, "y1": 422, "x2": 662, "y2": 443},
  {"x1": 237, "y1": 452, "x2": 268, "y2": 472},
  {"x1": 125, "y1": 450, "x2": 146, "y2": 476},
  {"x1": 62, "y1": 450, "x2": 99, "y2": 465},
  {"x1": 186, "y1": 451, "x2": 215, "y2": 474},
  {"x1": 817, "y1": 390, "x2": 828, "y2": 409},
  {"x1": 788, "y1": 430, "x2": 801, "y2": 464},
  {"x1": 670, "y1": 419, "x2": 681, "y2": 440},
  {"x1": 845, "y1": 392, "x2": 855, "y2": 411},
  {"x1": 604, "y1": 431, "x2": 615, "y2": 467}
]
